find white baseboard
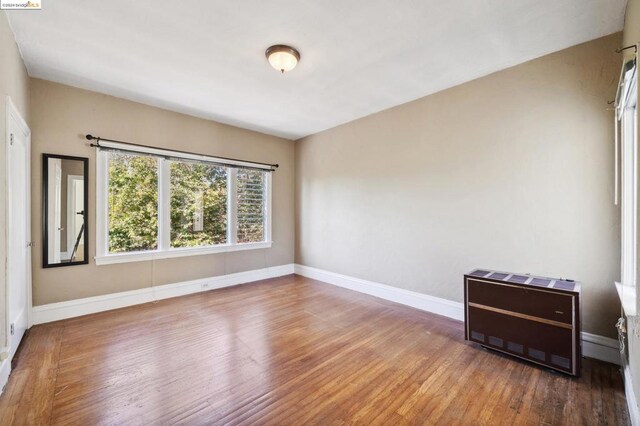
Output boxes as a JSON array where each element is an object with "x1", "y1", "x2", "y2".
[
  {"x1": 32, "y1": 264, "x2": 294, "y2": 325},
  {"x1": 294, "y1": 264, "x2": 621, "y2": 365},
  {"x1": 580, "y1": 332, "x2": 621, "y2": 366},
  {"x1": 30, "y1": 262, "x2": 622, "y2": 366},
  {"x1": 0, "y1": 357, "x2": 9, "y2": 396},
  {"x1": 294, "y1": 264, "x2": 464, "y2": 321},
  {"x1": 623, "y1": 356, "x2": 640, "y2": 426}
]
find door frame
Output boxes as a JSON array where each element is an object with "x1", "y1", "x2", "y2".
[
  {"x1": 66, "y1": 174, "x2": 83, "y2": 261},
  {"x1": 4, "y1": 96, "x2": 32, "y2": 353}
]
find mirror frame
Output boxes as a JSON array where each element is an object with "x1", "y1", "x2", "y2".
[{"x1": 42, "y1": 154, "x2": 89, "y2": 268}]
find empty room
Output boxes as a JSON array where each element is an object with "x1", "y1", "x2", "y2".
[{"x1": 0, "y1": 0, "x2": 639, "y2": 424}]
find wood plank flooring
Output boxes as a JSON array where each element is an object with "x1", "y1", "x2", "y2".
[{"x1": 0, "y1": 274, "x2": 630, "y2": 425}]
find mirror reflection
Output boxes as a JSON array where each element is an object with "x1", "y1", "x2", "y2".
[{"x1": 43, "y1": 155, "x2": 88, "y2": 267}]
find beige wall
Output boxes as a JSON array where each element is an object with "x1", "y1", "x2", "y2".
[
  {"x1": 296, "y1": 33, "x2": 621, "y2": 338},
  {"x1": 623, "y1": 0, "x2": 640, "y2": 60},
  {"x1": 30, "y1": 79, "x2": 295, "y2": 306},
  {"x1": 623, "y1": 0, "x2": 640, "y2": 416},
  {"x1": 0, "y1": 11, "x2": 30, "y2": 350}
]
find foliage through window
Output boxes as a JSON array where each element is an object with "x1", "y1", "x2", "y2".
[
  {"x1": 237, "y1": 169, "x2": 265, "y2": 243},
  {"x1": 170, "y1": 161, "x2": 227, "y2": 248},
  {"x1": 108, "y1": 152, "x2": 158, "y2": 253},
  {"x1": 99, "y1": 147, "x2": 271, "y2": 262}
]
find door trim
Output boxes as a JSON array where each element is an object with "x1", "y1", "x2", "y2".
[
  {"x1": 4, "y1": 96, "x2": 32, "y2": 356},
  {"x1": 66, "y1": 174, "x2": 83, "y2": 261}
]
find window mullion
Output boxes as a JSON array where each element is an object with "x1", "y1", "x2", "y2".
[
  {"x1": 158, "y1": 158, "x2": 171, "y2": 251},
  {"x1": 228, "y1": 168, "x2": 238, "y2": 245}
]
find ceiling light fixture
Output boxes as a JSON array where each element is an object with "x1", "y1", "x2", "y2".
[{"x1": 265, "y1": 45, "x2": 300, "y2": 73}]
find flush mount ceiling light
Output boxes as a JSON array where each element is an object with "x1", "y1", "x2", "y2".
[{"x1": 265, "y1": 45, "x2": 300, "y2": 73}]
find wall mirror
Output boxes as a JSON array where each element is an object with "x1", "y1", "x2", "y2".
[{"x1": 43, "y1": 154, "x2": 89, "y2": 268}]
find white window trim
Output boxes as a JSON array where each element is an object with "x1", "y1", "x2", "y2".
[
  {"x1": 621, "y1": 106, "x2": 637, "y2": 289},
  {"x1": 94, "y1": 241, "x2": 273, "y2": 265},
  {"x1": 95, "y1": 146, "x2": 272, "y2": 266},
  {"x1": 617, "y1": 60, "x2": 638, "y2": 316},
  {"x1": 615, "y1": 282, "x2": 637, "y2": 317}
]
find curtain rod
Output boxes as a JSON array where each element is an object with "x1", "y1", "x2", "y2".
[{"x1": 85, "y1": 134, "x2": 279, "y2": 170}]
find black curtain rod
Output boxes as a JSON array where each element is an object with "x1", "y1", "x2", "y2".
[{"x1": 85, "y1": 134, "x2": 279, "y2": 170}]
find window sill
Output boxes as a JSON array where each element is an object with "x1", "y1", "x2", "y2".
[
  {"x1": 615, "y1": 282, "x2": 637, "y2": 317},
  {"x1": 95, "y1": 241, "x2": 272, "y2": 265}
]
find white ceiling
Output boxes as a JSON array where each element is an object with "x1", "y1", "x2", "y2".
[{"x1": 6, "y1": 0, "x2": 627, "y2": 140}]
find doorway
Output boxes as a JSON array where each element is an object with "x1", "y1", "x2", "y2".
[{"x1": 5, "y1": 97, "x2": 31, "y2": 363}]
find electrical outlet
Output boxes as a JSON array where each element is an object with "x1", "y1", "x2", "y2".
[
  {"x1": 201, "y1": 283, "x2": 210, "y2": 290},
  {"x1": 10, "y1": 324, "x2": 14, "y2": 335}
]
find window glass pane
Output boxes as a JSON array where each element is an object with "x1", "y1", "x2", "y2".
[
  {"x1": 170, "y1": 161, "x2": 227, "y2": 248},
  {"x1": 237, "y1": 168, "x2": 265, "y2": 243},
  {"x1": 108, "y1": 152, "x2": 158, "y2": 253}
]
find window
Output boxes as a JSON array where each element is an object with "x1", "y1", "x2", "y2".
[
  {"x1": 96, "y1": 143, "x2": 272, "y2": 265},
  {"x1": 107, "y1": 152, "x2": 158, "y2": 253},
  {"x1": 617, "y1": 57, "x2": 638, "y2": 316},
  {"x1": 621, "y1": 104, "x2": 637, "y2": 289},
  {"x1": 169, "y1": 160, "x2": 227, "y2": 248},
  {"x1": 236, "y1": 168, "x2": 266, "y2": 243}
]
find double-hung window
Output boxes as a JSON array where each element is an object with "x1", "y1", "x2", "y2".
[
  {"x1": 617, "y1": 56, "x2": 638, "y2": 316},
  {"x1": 96, "y1": 142, "x2": 272, "y2": 265}
]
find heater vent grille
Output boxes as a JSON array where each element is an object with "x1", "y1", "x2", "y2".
[
  {"x1": 507, "y1": 341, "x2": 524, "y2": 354},
  {"x1": 530, "y1": 278, "x2": 551, "y2": 287},
  {"x1": 488, "y1": 336, "x2": 503, "y2": 348},
  {"x1": 528, "y1": 348, "x2": 546, "y2": 361},
  {"x1": 551, "y1": 355, "x2": 571, "y2": 369},
  {"x1": 488, "y1": 272, "x2": 509, "y2": 280},
  {"x1": 508, "y1": 275, "x2": 529, "y2": 284},
  {"x1": 471, "y1": 331, "x2": 485, "y2": 342},
  {"x1": 554, "y1": 281, "x2": 576, "y2": 291}
]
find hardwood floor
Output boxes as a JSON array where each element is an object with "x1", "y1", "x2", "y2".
[{"x1": 0, "y1": 274, "x2": 630, "y2": 425}]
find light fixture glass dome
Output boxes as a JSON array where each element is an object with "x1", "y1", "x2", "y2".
[{"x1": 266, "y1": 45, "x2": 300, "y2": 73}]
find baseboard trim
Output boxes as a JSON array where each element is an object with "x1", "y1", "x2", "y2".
[
  {"x1": 623, "y1": 353, "x2": 640, "y2": 426},
  {"x1": 580, "y1": 332, "x2": 621, "y2": 366},
  {"x1": 294, "y1": 264, "x2": 621, "y2": 365},
  {"x1": 294, "y1": 264, "x2": 464, "y2": 321},
  {"x1": 0, "y1": 357, "x2": 9, "y2": 397},
  {"x1": 32, "y1": 264, "x2": 295, "y2": 325}
]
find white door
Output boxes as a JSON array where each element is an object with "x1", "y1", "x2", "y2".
[
  {"x1": 66, "y1": 175, "x2": 84, "y2": 261},
  {"x1": 47, "y1": 158, "x2": 61, "y2": 264},
  {"x1": 6, "y1": 97, "x2": 31, "y2": 357}
]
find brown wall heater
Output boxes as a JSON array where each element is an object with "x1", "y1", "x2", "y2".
[{"x1": 464, "y1": 269, "x2": 581, "y2": 376}]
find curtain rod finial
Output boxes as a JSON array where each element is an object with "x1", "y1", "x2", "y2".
[{"x1": 85, "y1": 134, "x2": 93, "y2": 141}]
